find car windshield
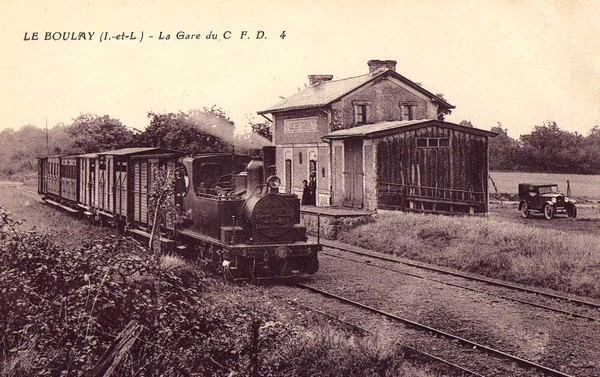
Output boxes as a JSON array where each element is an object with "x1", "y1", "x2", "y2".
[{"x1": 538, "y1": 185, "x2": 558, "y2": 194}]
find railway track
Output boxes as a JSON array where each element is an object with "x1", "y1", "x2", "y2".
[
  {"x1": 293, "y1": 299, "x2": 485, "y2": 377},
  {"x1": 321, "y1": 242, "x2": 600, "y2": 311},
  {"x1": 321, "y1": 250, "x2": 600, "y2": 322},
  {"x1": 296, "y1": 282, "x2": 574, "y2": 377}
]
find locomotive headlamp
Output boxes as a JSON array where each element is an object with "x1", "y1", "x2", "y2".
[
  {"x1": 551, "y1": 197, "x2": 557, "y2": 203},
  {"x1": 266, "y1": 175, "x2": 281, "y2": 188},
  {"x1": 275, "y1": 246, "x2": 291, "y2": 260}
]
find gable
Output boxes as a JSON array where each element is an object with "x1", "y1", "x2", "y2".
[
  {"x1": 336, "y1": 74, "x2": 433, "y2": 105},
  {"x1": 258, "y1": 70, "x2": 454, "y2": 115}
]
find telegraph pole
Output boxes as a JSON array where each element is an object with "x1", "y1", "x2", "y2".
[{"x1": 45, "y1": 117, "x2": 49, "y2": 155}]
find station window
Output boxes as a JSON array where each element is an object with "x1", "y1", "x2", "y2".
[
  {"x1": 355, "y1": 104, "x2": 367, "y2": 125},
  {"x1": 416, "y1": 137, "x2": 450, "y2": 148},
  {"x1": 401, "y1": 104, "x2": 415, "y2": 121}
]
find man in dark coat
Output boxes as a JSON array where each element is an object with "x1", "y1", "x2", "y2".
[
  {"x1": 308, "y1": 173, "x2": 317, "y2": 205},
  {"x1": 301, "y1": 180, "x2": 310, "y2": 205}
]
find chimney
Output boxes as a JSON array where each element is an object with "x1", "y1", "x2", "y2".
[
  {"x1": 308, "y1": 74, "x2": 333, "y2": 86},
  {"x1": 367, "y1": 59, "x2": 397, "y2": 74}
]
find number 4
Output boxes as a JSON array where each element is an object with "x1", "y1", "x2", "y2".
[{"x1": 280, "y1": 31, "x2": 286, "y2": 39}]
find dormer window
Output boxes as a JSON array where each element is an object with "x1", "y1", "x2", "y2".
[{"x1": 353, "y1": 101, "x2": 370, "y2": 125}]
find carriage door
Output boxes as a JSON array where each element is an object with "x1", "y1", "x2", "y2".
[{"x1": 343, "y1": 138, "x2": 364, "y2": 208}]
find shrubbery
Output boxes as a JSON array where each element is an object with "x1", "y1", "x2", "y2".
[
  {"x1": 0, "y1": 207, "x2": 279, "y2": 376},
  {"x1": 1, "y1": 208, "x2": 423, "y2": 376}
]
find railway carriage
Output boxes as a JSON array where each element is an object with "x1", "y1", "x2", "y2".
[
  {"x1": 44, "y1": 156, "x2": 62, "y2": 198},
  {"x1": 92, "y1": 148, "x2": 184, "y2": 225},
  {"x1": 76, "y1": 153, "x2": 97, "y2": 212},
  {"x1": 60, "y1": 156, "x2": 79, "y2": 204},
  {"x1": 128, "y1": 151, "x2": 184, "y2": 229}
]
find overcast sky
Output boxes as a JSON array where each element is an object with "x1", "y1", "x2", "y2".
[{"x1": 1, "y1": 0, "x2": 599, "y2": 138}]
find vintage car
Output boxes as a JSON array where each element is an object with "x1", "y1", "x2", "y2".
[{"x1": 518, "y1": 183, "x2": 577, "y2": 219}]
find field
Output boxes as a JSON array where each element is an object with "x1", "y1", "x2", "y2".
[{"x1": 490, "y1": 171, "x2": 600, "y2": 200}]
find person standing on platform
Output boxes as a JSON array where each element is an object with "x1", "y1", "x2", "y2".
[
  {"x1": 308, "y1": 172, "x2": 317, "y2": 205},
  {"x1": 301, "y1": 180, "x2": 310, "y2": 205}
]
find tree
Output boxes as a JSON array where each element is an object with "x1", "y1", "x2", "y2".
[
  {"x1": 459, "y1": 120, "x2": 474, "y2": 128},
  {"x1": 138, "y1": 111, "x2": 231, "y2": 155},
  {"x1": 519, "y1": 121, "x2": 582, "y2": 173},
  {"x1": 250, "y1": 121, "x2": 273, "y2": 142},
  {"x1": 67, "y1": 114, "x2": 136, "y2": 153},
  {"x1": 488, "y1": 123, "x2": 523, "y2": 171}
]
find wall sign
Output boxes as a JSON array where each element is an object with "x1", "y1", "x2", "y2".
[{"x1": 283, "y1": 117, "x2": 318, "y2": 134}]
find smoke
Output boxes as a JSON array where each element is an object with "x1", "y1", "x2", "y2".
[{"x1": 186, "y1": 109, "x2": 272, "y2": 152}]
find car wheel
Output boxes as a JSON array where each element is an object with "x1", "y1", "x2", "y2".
[
  {"x1": 543, "y1": 204, "x2": 555, "y2": 220},
  {"x1": 567, "y1": 204, "x2": 577, "y2": 219},
  {"x1": 521, "y1": 202, "x2": 530, "y2": 218}
]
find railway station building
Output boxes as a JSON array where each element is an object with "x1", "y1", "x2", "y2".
[{"x1": 258, "y1": 60, "x2": 496, "y2": 214}]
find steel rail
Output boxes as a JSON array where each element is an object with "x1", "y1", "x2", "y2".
[
  {"x1": 293, "y1": 300, "x2": 486, "y2": 377},
  {"x1": 323, "y1": 244, "x2": 600, "y2": 310},
  {"x1": 321, "y1": 251, "x2": 599, "y2": 322},
  {"x1": 297, "y1": 283, "x2": 574, "y2": 377}
]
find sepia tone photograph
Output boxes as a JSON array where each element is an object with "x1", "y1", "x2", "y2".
[{"x1": 0, "y1": 1, "x2": 598, "y2": 376}]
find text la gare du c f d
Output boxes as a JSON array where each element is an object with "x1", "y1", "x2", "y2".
[{"x1": 23, "y1": 30, "x2": 287, "y2": 42}]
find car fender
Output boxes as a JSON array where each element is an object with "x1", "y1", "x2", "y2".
[{"x1": 543, "y1": 200, "x2": 555, "y2": 208}]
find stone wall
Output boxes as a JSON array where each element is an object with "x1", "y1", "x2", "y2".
[{"x1": 300, "y1": 212, "x2": 374, "y2": 240}]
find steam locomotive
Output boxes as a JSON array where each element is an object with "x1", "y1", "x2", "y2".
[{"x1": 37, "y1": 146, "x2": 320, "y2": 280}]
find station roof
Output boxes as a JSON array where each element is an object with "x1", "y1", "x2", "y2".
[
  {"x1": 258, "y1": 70, "x2": 454, "y2": 115},
  {"x1": 322, "y1": 119, "x2": 497, "y2": 140}
]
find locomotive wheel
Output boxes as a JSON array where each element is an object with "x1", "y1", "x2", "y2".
[
  {"x1": 543, "y1": 204, "x2": 555, "y2": 220},
  {"x1": 567, "y1": 204, "x2": 577, "y2": 219},
  {"x1": 521, "y1": 202, "x2": 530, "y2": 218}
]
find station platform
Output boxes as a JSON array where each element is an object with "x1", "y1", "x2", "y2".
[
  {"x1": 299, "y1": 205, "x2": 373, "y2": 240},
  {"x1": 300, "y1": 205, "x2": 373, "y2": 218}
]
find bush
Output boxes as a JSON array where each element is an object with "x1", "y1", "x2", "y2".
[{"x1": 0, "y1": 208, "x2": 283, "y2": 376}]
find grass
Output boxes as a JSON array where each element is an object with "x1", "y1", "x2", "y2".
[
  {"x1": 490, "y1": 171, "x2": 600, "y2": 200},
  {"x1": 0, "y1": 185, "x2": 104, "y2": 249},
  {"x1": 338, "y1": 211, "x2": 600, "y2": 299}
]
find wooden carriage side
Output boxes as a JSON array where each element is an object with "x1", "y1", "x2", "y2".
[
  {"x1": 129, "y1": 152, "x2": 182, "y2": 229},
  {"x1": 60, "y1": 156, "x2": 79, "y2": 203}
]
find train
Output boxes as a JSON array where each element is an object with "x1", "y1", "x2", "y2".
[{"x1": 37, "y1": 146, "x2": 320, "y2": 280}]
